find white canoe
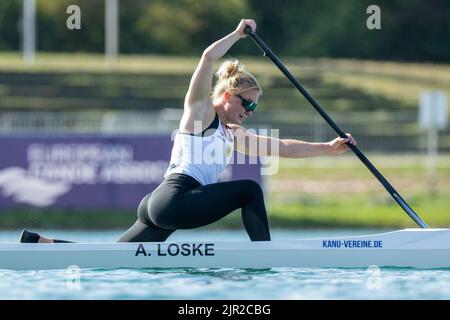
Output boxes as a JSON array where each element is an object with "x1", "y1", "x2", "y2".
[{"x1": 1, "y1": 229, "x2": 450, "y2": 270}]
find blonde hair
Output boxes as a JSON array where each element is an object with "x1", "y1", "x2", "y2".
[{"x1": 212, "y1": 59, "x2": 262, "y2": 103}]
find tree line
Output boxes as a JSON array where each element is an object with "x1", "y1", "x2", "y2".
[{"x1": 0, "y1": 0, "x2": 448, "y2": 62}]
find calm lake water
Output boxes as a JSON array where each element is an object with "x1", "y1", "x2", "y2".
[{"x1": 1, "y1": 229, "x2": 450, "y2": 300}]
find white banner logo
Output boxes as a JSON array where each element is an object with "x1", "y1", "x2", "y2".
[{"x1": 0, "y1": 167, "x2": 71, "y2": 207}]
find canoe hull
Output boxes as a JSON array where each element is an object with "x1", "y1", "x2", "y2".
[{"x1": 1, "y1": 229, "x2": 450, "y2": 270}]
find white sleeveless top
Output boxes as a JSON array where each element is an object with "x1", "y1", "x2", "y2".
[{"x1": 164, "y1": 113, "x2": 235, "y2": 185}]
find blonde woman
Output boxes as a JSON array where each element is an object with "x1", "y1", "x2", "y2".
[{"x1": 20, "y1": 19, "x2": 355, "y2": 244}]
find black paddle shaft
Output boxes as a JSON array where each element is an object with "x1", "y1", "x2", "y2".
[{"x1": 243, "y1": 26, "x2": 428, "y2": 228}]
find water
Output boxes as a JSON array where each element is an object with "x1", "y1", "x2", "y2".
[{"x1": 1, "y1": 229, "x2": 450, "y2": 300}]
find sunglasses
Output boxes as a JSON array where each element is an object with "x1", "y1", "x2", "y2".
[{"x1": 236, "y1": 95, "x2": 258, "y2": 112}]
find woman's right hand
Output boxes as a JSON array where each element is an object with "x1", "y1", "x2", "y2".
[{"x1": 234, "y1": 19, "x2": 256, "y2": 38}]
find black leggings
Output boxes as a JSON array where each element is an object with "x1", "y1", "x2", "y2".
[{"x1": 118, "y1": 173, "x2": 271, "y2": 242}]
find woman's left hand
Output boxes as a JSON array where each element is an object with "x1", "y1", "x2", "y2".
[
  {"x1": 234, "y1": 19, "x2": 257, "y2": 38},
  {"x1": 328, "y1": 133, "x2": 356, "y2": 155}
]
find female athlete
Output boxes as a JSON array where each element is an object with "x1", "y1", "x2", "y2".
[{"x1": 20, "y1": 19, "x2": 356, "y2": 244}]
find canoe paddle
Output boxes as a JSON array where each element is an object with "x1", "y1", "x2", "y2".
[{"x1": 243, "y1": 26, "x2": 428, "y2": 228}]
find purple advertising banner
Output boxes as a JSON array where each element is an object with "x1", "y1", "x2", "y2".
[{"x1": 0, "y1": 135, "x2": 261, "y2": 210}]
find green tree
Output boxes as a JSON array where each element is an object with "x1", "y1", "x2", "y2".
[
  {"x1": 37, "y1": 0, "x2": 104, "y2": 52},
  {"x1": 0, "y1": 0, "x2": 21, "y2": 51},
  {"x1": 133, "y1": 0, "x2": 252, "y2": 54}
]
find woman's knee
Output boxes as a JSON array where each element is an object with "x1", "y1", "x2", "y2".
[{"x1": 239, "y1": 179, "x2": 264, "y2": 198}]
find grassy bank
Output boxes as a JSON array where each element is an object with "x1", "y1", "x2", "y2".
[
  {"x1": 269, "y1": 193, "x2": 449, "y2": 229},
  {"x1": 266, "y1": 154, "x2": 450, "y2": 228},
  {"x1": 2, "y1": 194, "x2": 447, "y2": 230},
  {"x1": 1, "y1": 52, "x2": 449, "y2": 108}
]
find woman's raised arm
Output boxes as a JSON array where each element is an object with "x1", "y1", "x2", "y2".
[{"x1": 184, "y1": 19, "x2": 256, "y2": 111}]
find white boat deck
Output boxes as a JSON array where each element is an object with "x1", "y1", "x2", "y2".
[{"x1": 1, "y1": 229, "x2": 450, "y2": 270}]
